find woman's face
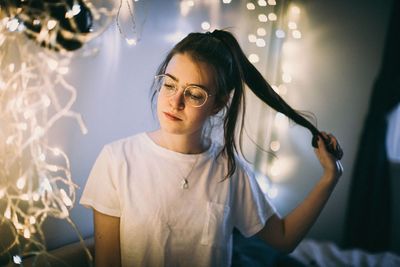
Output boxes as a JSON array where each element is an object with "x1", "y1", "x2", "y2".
[{"x1": 157, "y1": 53, "x2": 217, "y2": 137}]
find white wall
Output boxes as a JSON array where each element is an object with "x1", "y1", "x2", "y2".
[{"x1": 41, "y1": 0, "x2": 393, "y2": 249}]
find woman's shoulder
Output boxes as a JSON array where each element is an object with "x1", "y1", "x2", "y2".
[{"x1": 103, "y1": 132, "x2": 149, "y2": 156}]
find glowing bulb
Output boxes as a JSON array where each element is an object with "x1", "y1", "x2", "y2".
[
  {"x1": 47, "y1": 20, "x2": 57, "y2": 30},
  {"x1": 248, "y1": 34, "x2": 257, "y2": 43},
  {"x1": 268, "y1": 13, "x2": 277, "y2": 21},
  {"x1": 60, "y1": 189, "x2": 73, "y2": 207},
  {"x1": 29, "y1": 216, "x2": 36, "y2": 224},
  {"x1": 33, "y1": 193, "x2": 40, "y2": 201},
  {"x1": 270, "y1": 163, "x2": 281, "y2": 176},
  {"x1": 267, "y1": 0, "x2": 276, "y2": 5},
  {"x1": 292, "y1": 30, "x2": 302, "y2": 39},
  {"x1": 53, "y1": 148, "x2": 61, "y2": 156},
  {"x1": 13, "y1": 255, "x2": 22, "y2": 265},
  {"x1": 47, "y1": 165, "x2": 59, "y2": 172},
  {"x1": 4, "y1": 207, "x2": 11, "y2": 219},
  {"x1": 34, "y1": 127, "x2": 45, "y2": 138},
  {"x1": 282, "y1": 73, "x2": 292, "y2": 83},
  {"x1": 72, "y1": 4, "x2": 81, "y2": 16},
  {"x1": 41, "y1": 94, "x2": 51, "y2": 107},
  {"x1": 6, "y1": 136, "x2": 14, "y2": 145},
  {"x1": 9, "y1": 63, "x2": 15, "y2": 72},
  {"x1": 39, "y1": 153, "x2": 46, "y2": 161},
  {"x1": 274, "y1": 112, "x2": 288, "y2": 129},
  {"x1": 248, "y1": 54, "x2": 260, "y2": 63},
  {"x1": 275, "y1": 29, "x2": 285, "y2": 38},
  {"x1": 23, "y1": 110, "x2": 33, "y2": 119},
  {"x1": 278, "y1": 84, "x2": 287, "y2": 95},
  {"x1": 258, "y1": 14, "x2": 268, "y2": 22},
  {"x1": 257, "y1": 0, "x2": 267, "y2": 6},
  {"x1": 246, "y1": 3, "x2": 255, "y2": 10},
  {"x1": 23, "y1": 228, "x2": 31, "y2": 239},
  {"x1": 288, "y1": 21, "x2": 297, "y2": 29},
  {"x1": 7, "y1": 19, "x2": 19, "y2": 32},
  {"x1": 291, "y1": 6, "x2": 301, "y2": 15},
  {"x1": 256, "y1": 38, "x2": 266, "y2": 47},
  {"x1": 257, "y1": 28, "x2": 267, "y2": 36},
  {"x1": 16, "y1": 177, "x2": 26, "y2": 190},
  {"x1": 270, "y1": 141, "x2": 281, "y2": 151},
  {"x1": 47, "y1": 59, "x2": 58, "y2": 70},
  {"x1": 20, "y1": 194, "x2": 29, "y2": 201},
  {"x1": 201, "y1": 21, "x2": 211, "y2": 30},
  {"x1": 33, "y1": 19, "x2": 40, "y2": 25},
  {"x1": 267, "y1": 187, "x2": 278, "y2": 198},
  {"x1": 223, "y1": 0, "x2": 232, "y2": 3},
  {"x1": 126, "y1": 38, "x2": 137, "y2": 46},
  {"x1": 58, "y1": 67, "x2": 69, "y2": 75}
]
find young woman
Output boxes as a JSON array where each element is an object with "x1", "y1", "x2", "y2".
[{"x1": 80, "y1": 29, "x2": 343, "y2": 267}]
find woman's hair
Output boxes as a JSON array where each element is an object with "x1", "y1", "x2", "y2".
[{"x1": 151, "y1": 29, "x2": 339, "y2": 179}]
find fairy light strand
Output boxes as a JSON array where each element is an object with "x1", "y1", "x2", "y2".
[{"x1": 0, "y1": 1, "x2": 118, "y2": 265}]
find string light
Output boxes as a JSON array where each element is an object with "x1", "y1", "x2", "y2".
[
  {"x1": 258, "y1": 14, "x2": 268, "y2": 22},
  {"x1": 201, "y1": 21, "x2": 211, "y2": 30},
  {"x1": 0, "y1": 0, "x2": 116, "y2": 265},
  {"x1": 246, "y1": 3, "x2": 256, "y2": 10},
  {"x1": 248, "y1": 53, "x2": 260, "y2": 63}
]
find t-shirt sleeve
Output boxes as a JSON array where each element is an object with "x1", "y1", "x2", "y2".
[
  {"x1": 233, "y1": 159, "x2": 277, "y2": 237},
  {"x1": 79, "y1": 145, "x2": 121, "y2": 217}
]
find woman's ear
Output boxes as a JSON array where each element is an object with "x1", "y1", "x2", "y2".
[{"x1": 211, "y1": 95, "x2": 229, "y2": 115}]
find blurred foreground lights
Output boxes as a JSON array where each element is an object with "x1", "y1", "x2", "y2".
[
  {"x1": 248, "y1": 54, "x2": 260, "y2": 63},
  {"x1": 270, "y1": 140, "x2": 281, "y2": 152},
  {"x1": 274, "y1": 112, "x2": 289, "y2": 129},
  {"x1": 248, "y1": 34, "x2": 257, "y2": 43},
  {"x1": 6, "y1": 18, "x2": 19, "y2": 32},
  {"x1": 201, "y1": 21, "x2": 211, "y2": 30},
  {"x1": 126, "y1": 38, "x2": 137, "y2": 46},
  {"x1": 282, "y1": 72, "x2": 292, "y2": 83},
  {"x1": 47, "y1": 20, "x2": 57, "y2": 30},
  {"x1": 275, "y1": 29, "x2": 285, "y2": 38},
  {"x1": 292, "y1": 30, "x2": 302, "y2": 39},
  {"x1": 246, "y1": 2, "x2": 256, "y2": 10},
  {"x1": 13, "y1": 255, "x2": 22, "y2": 265},
  {"x1": 180, "y1": 0, "x2": 194, "y2": 16},
  {"x1": 258, "y1": 14, "x2": 268, "y2": 22},
  {"x1": 291, "y1": 5, "x2": 301, "y2": 15},
  {"x1": 268, "y1": 13, "x2": 277, "y2": 21},
  {"x1": 267, "y1": 0, "x2": 276, "y2": 5},
  {"x1": 257, "y1": 27, "x2": 266, "y2": 36},
  {"x1": 288, "y1": 21, "x2": 297, "y2": 29},
  {"x1": 256, "y1": 38, "x2": 266, "y2": 47},
  {"x1": 267, "y1": 187, "x2": 278, "y2": 199},
  {"x1": 278, "y1": 84, "x2": 288, "y2": 95},
  {"x1": 222, "y1": 0, "x2": 232, "y2": 3},
  {"x1": 257, "y1": 0, "x2": 267, "y2": 6}
]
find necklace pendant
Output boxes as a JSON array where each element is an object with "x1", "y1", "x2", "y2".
[{"x1": 181, "y1": 178, "x2": 189, "y2": 189}]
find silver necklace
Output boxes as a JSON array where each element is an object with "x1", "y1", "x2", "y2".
[{"x1": 180, "y1": 155, "x2": 200, "y2": 190}]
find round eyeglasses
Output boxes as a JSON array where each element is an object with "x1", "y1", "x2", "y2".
[{"x1": 155, "y1": 74, "x2": 212, "y2": 108}]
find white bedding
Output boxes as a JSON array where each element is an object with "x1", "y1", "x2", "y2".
[{"x1": 290, "y1": 239, "x2": 400, "y2": 267}]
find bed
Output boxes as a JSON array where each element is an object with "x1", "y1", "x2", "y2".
[{"x1": 7, "y1": 230, "x2": 400, "y2": 267}]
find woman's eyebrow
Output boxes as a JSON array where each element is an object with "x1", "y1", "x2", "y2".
[{"x1": 165, "y1": 73, "x2": 210, "y2": 92}]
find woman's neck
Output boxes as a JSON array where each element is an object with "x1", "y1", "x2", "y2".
[{"x1": 148, "y1": 130, "x2": 209, "y2": 154}]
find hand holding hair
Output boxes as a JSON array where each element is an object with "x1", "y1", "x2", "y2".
[{"x1": 312, "y1": 132, "x2": 343, "y2": 160}]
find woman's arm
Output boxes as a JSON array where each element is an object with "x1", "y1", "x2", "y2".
[
  {"x1": 257, "y1": 132, "x2": 343, "y2": 253},
  {"x1": 93, "y1": 209, "x2": 121, "y2": 267}
]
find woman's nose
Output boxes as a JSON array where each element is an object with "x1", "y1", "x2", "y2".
[{"x1": 169, "y1": 90, "x2": 185, "y2": 110}]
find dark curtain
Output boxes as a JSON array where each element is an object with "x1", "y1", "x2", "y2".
[{"x1": 344, "y1": 0, "x2": 400, "y2": 252}]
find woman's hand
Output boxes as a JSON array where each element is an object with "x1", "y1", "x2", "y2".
[{"x1": 314, "y1": 132, "x2": 343, "y2": 183}]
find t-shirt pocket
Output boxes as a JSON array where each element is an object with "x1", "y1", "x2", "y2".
[{"x1": 201, "y1": 201, "x2": 231, "y2": 247}]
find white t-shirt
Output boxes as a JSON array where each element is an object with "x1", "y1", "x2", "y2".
[{"x1": 80, "y1": 133, "x2": 276, "y2": 267}]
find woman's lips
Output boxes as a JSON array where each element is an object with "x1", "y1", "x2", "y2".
[{"x1": 163, "y1": 112, "x2": 182, "y2": 121}]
